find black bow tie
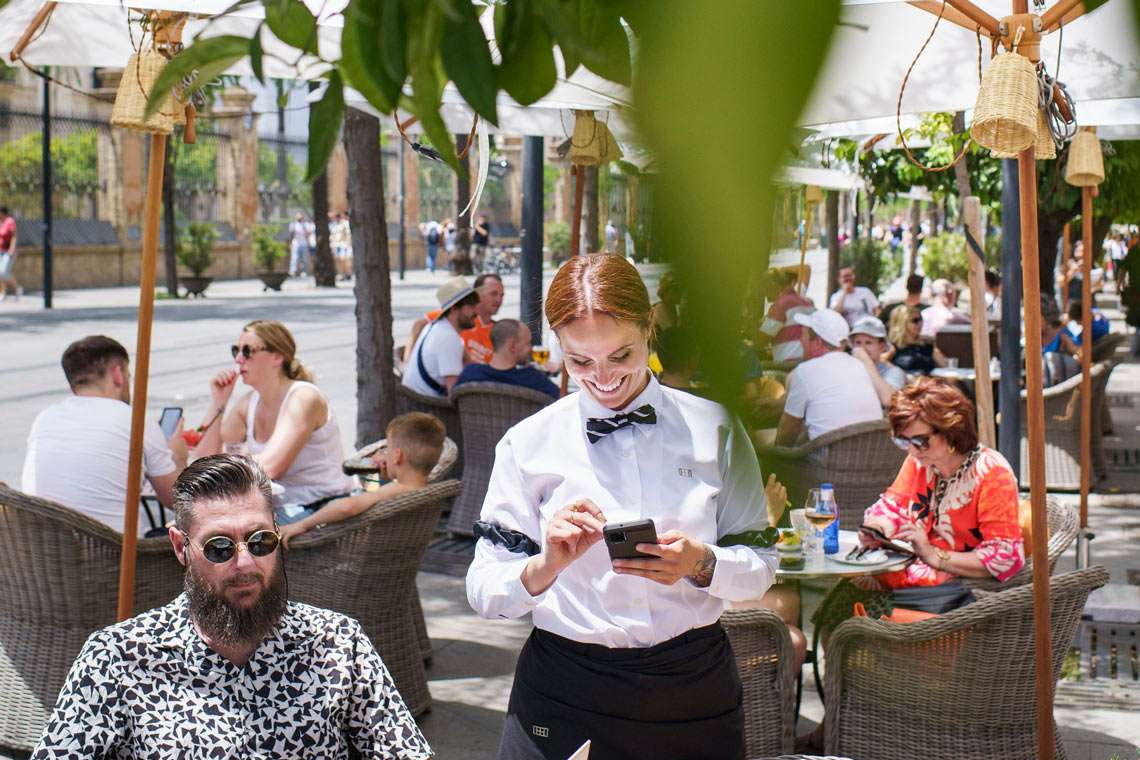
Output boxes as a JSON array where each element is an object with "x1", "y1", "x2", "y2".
[{"x1": 586, "y1": 404, "x2": 657, "y2": 444}]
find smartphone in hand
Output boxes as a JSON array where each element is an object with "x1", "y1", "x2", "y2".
[
  {"x1": 159, "y1": 407, "x2": 183, "y2": 439},
  {"x1": 604, "y1": 519, "x2": 658, "y2": 560}
]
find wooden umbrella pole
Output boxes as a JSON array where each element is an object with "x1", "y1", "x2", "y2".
[
  {"x1": 1040, "y1": 0, "x2": 1086, "y2": 30},
  {"x1": 1062, "y1": 222, "x2": 1072, "y2": 311},
  {"x1": 561, "y1": 164, "x2": 586, "y2": 397},
  {"x1": 964, "y1": 197, "x2": 996, "y2": 448},
  {"x1": 1079, "y1": 186, "x2": 1093, "y2": 529},
  {"x1": 8, "y1": 1, "x2": 58, "y2": 62},
  {"x1": 117, "y1": 131, "x2": 167, "y2": 622},
  {"x1": 1017, "y1": 147, "x2": 1054, "y2": 760},
  {"x1": 797, "y1": 202, "x2": 815, "y2": 294}
]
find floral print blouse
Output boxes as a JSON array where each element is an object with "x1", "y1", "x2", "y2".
[{"x1": 865, "y1": 444, "x2": 1024, "y2": 589}]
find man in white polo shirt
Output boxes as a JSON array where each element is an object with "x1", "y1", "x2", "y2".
[
  {"x1": 22, "y1": 335, "x2": 188, "y2": 537},
  {"x1": 402, "y1": 276, "x2": 481, "y2": 397},
  {"x1": 775, "y1": 309, "x2": 882, "y2": 444}
]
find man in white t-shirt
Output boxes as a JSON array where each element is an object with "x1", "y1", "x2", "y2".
[
  {"x1": 775, "y1": 310, "x2": 882, "y2": 444},
  {"x1": 828, "y1": 266, "x2": 880, "y2": 326},
  {"x1": 22, "y1": 336, "x2": 188, "y2": 537},
  {"x1": 402, "y1": 276, "x2": 481, "y2": 397}
]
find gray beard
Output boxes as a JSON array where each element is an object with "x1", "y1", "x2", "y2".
[{"x1": 185, "y1": 556, "x2": 288, "y2": 649}]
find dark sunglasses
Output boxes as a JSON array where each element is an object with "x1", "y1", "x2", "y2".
[
  {"x1": 231, "y1": 344, "x2": 267, "y2": 360},
  {"x1": 182, "y1": 529, "x2": 281, "y2": 564},
  {"x1": 909, "y1": 317, "x2": 923, "y2": 324},
  {"x1": 892, "y1": 433, "x2": 936, "y2": 452}
]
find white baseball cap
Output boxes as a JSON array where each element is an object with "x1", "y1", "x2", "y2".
[
  {"x1": 850, "y1": 316, "x2": 887, "y2": 340},
  {"x1": 793, "y1": 309, "x2": 850, "y2": 348}
]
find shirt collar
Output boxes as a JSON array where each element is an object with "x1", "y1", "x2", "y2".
[
  {"x1": 154, "y1": 594, "x2": 305, "y2": 653},
  {"x1": 577, "y1": 370, "x2": 662, "y2": 421}
]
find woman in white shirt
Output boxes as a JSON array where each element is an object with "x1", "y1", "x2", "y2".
[
  {"x1": 467, "y1": 254, "x2": 777, "y2": 759},
  {"x1": 193, "y1": 320, "x2": 352, "y2": 519}
]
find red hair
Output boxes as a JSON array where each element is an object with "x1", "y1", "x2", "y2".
[
  {"x1": 545, "y1": 254, "x2": 652, "y2": 333},
  {"x1": 888, "y1": 377, "x2": 978, "y2": 452}
]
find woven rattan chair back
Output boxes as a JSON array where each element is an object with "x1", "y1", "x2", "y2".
[
  {"x1": 447, "y1": 382, "x2": 554, "y2": 536},
  {"x1": 285, "y1": 479, "x2": 461, "y2": 716},
  {"x1": 396, "y1": 381, "x2": 463, "y2": 475},
  {"x1": 721, "y1": 608, "x2": 797, "y2": 757},
  {"x1": 824, "y1": 566, "x2": 1109, "y2": 760},
  {"x1": 0, "y1": 483, "x2": 182, "y2": 749}
]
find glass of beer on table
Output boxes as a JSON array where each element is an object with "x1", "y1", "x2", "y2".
[{"x1": 531, "y1": 345, "x2": 551, "y2": 367}]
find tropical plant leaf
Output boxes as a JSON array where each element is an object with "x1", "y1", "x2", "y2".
[
  {"x1": 496, "y1": 2, "x2": 557, "y2": 106},
  {"x1": 441, "y1": 2, "x2": 498, "y2": 124},
  {"x1": 541, "y1": 0, "x2": 631, "y2": 85},
  {"x1": 264, "y1": 0, "x2": 318, "y2": 55},
  {"x1": 249, "y1": 24, "x2": 265, "y2": 85},
  {"x1": 379, "y1": 0, "x2": 407, "y2": 87},
  {"x1": 145, "y1": 35, "x2": 248, "y2": 118},
  {"x1": 305, "y1": 70, "x2": 345, "y2": 182},
  {"x1": 340, "y1": 0, "x2": 399, "y2": 113}
]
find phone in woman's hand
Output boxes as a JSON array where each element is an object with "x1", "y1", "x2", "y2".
[{"x1": 604, "y1": 519, "x2": 658, "y2": 560}]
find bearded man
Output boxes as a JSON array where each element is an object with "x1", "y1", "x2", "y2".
[{"x1": 33, "y1": 455, "x2": 432, "y2": 759}]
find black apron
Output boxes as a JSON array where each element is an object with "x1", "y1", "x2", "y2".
[{"x1": 497, "y1": 623, "x2": 745, "y2": 760}]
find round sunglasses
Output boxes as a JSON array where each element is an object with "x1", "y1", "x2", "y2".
[
  {"x1": 182, "y1": 529, "x2": 281, "y2": 564},
  {"x1": 231, "y1": 344, "x2": 268, "y2": 360}
]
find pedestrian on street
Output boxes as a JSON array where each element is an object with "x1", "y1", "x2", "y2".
[
  {"x1": 287, "y1": 212, "x2": 310, "y2": 277},
  {"x1": 0, "y1": 206, "x2": 22, "y2": 302}
]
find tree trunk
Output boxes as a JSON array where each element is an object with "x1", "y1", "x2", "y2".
[
  {"x1": 1037, "y1": 208, "x2": 1073, "y2": 300},
  {"x1": 583, "y1": 165, "x2": 600, "y2": 253},
  {"x1": 826, "y1": 190, "x2": 840, "y2": 297},
  {"x1": 162, "y1": 139, "x2": 178, "y2": 297},
  {"x1": 1092, "y1": 214, "x2": 1113, "y2": 264},
  {"x1": 952, "y1": 113, "x2": 973, "y2": 227},
  {"x1": 311, "y1": 168, "x2": 336, "y2": 286},
  {"x1": 345, "y1": 108, "x2": 395, "y2": 445},
  {"x1": 908, "y1": 198, "x2": 922, "y2": 274},
  {"x1": 452, "y1": 133, "x2": 474, "y2": 275}
]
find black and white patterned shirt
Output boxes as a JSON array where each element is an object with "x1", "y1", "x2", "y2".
[{"x1": 32, "y1": 595, "x2": 432, "y2": 759}]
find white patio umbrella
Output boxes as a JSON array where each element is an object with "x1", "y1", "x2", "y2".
[{"x1": 0, "y1": 0, "x2": 333, "y2": 621}]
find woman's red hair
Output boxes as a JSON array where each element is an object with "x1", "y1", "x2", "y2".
[
  {"x1": 888, "y1": 377, "x2": 978, "y2": 452},
  {"x1": 545, "y1": 254, "x2": 652, "y2": 333}
]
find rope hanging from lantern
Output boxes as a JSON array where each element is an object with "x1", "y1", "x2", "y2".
[{"x1": 894, "y1": 0, "x2": 980, "y2": 173}]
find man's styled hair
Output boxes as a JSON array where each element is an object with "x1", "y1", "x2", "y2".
[
  {"x1": 61, "y1": 335, "x2": 129, "y2": 390},
  {"x1": 474, "y1": 273, "x2": 503, "y2": 289},
  {"x1": 985, "y1": 270, "x2": 1002, "y2": 289},
  {"x1": 906, "y1": 273, "x2": 924, "y2": 295},
  {"x1": 490, "y1": 319, "x2": 523, "y2": 352},
  {"x1": 386, "y1": 413, "x2": 446, "y2": 476},
  {"x1": 172, "y1": 455, "x2": 274, "y2": 532}
]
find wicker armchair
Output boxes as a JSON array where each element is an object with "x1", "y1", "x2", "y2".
[
  {"x1": 286, "y1": 479, "x2": 461, "y2": 716},
  {"x1": 447, "y1": 382, "x2": 554, "y2": 536},
  {"x1": 1090, "y1": 331, "x2": 1127, "y2": 363},
  {"x1": 721, "y1": 608, "x2": 797, "y2": 757},
  {"x1": 396, "y1": 381, "x2": 463, "y2": 475},
  {"x1": 0, "y1": 484, "x2": 184, "y2": 750},
  {"x1": 343, "y1": 436, "x2": 459, "y2": 481},
  {"x1": 755, "y1": 420, "x2": 904, "y2": 529},
  {"x1": 823, "y1": 566, "x2": 1109, "y2": 760},
  {"x1": 1092, "y1": 357, "x2": 1121, "y2": 472},
  {"x1": 960, "y1": 497, "x2": 1078, "y2": 593},
  {"x1": 1018, "y1": 361, "x2": 1108, "y2": 491}
]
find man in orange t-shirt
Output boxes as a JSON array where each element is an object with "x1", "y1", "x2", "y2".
[{"x1": 418, "y1": 272, "x2": 504, "y2": 364}]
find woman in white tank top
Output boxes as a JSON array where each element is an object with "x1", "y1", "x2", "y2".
[{"x1": 192, "y1": 320, "x2": 353, "y2": 508}]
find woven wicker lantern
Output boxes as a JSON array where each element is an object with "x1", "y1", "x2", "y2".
[
  {"x1": 970, "y1": 52, "x2": 1039, "y2": 154},
  {"x1": 568, "y1": 110, "x2": 622, "y2": 166},
  {"x1": 1065, "y1": 128, "x2": 1104, "y2": 187},
  {"x1": 111, "y1": 50, "x2": 174, "y2": 134},
  {"x1": 1033, "y1": 109, "x2": 1056, "y2": 160}
]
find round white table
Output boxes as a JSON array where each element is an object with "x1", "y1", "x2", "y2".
[
  {"x1": 931, "y1": 366, "x2": 1002, "y2": 382},
  {"x1": 774, "y1": 530, "x2": 910, "y2": 580}
]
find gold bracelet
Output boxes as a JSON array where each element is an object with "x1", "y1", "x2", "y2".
[{"x1": 935, "y1": 548, "x2": 951, "y2": 571}]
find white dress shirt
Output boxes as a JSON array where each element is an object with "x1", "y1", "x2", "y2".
[{"x1": 466, "y1": 374, "x2": 777, "y2": 648}]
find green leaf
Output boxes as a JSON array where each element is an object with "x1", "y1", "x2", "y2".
[
  {"x1": 249, "y1": 24, "x2": 265, "y2": 85},
  {"x1": 264, "y1": 0, "x2": 318, "y2": 55},
  {"x1": 574, "y1": 0, "x2": 631, "y2": 85},
  {"x1": 718, "y1": 527, "x2": 780, "y2": 549},
  {"x1": 339, "y1": 0, "x2": 399, "y2": 113},
  {"x1": 145, "y1": 35, "x2": 248, "y2": 118},
  {"x1": 441, "y1": 2, "x2": 498, "y2": 124},
  {"x1": 496, "y1": 3, "x2": 557, "y2": 106},
  {"x1": 379, "y1": 0, "x2": 407, "y2": 87},
  {"x1": 305, "y1": 71, "x2": 345, "y2": 183},
  {"x1": 560, "y1": 44, "x2": 581, "y2": 78}
]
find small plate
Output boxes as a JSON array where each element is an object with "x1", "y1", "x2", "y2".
[{"x1": 831, "y1": 549, "x2": 894, "y2": 566}]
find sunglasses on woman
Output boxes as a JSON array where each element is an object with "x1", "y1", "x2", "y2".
[
  {"x1": 182, "y1": 529, "x2": 281, "y2": 564},
  {"x1": 231, "y1": 344, "x2": 267, "y2": 360},
  {"x1": 909, "y1": 317, "x2": 923, "y2": 325},
  {"x1": 892, "y1": 433, "x2": 935, "y2": 452}
]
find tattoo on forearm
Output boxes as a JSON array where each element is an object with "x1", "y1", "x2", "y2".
[{"x1": 687, "y1": 546, "x2": 716, "y2": 588}]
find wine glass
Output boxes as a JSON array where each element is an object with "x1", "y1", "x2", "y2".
[{"x1": 802, "y1": 488, "x2": 821, "y2": 556}]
